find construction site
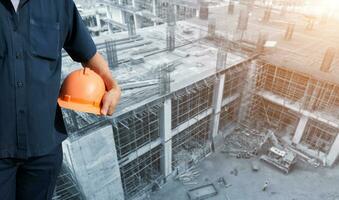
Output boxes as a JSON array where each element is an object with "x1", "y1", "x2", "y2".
[{"x1": 53, "y1": 0, "x2": 339, "y2": 200}]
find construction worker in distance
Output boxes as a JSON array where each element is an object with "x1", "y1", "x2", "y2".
[{"x1": 0, "y1": 0, "x2": 121, "y2": 199}]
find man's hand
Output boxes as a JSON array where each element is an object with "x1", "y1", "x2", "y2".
[
  {"x1": 82, "y1": 52, "x2": 121, "y2": 116},
  {"x1": 100, "y1": 87, "x2": 121, "y2": 116}
]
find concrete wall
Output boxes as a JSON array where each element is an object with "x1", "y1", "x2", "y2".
[{"x1": 63, "y1": 126, "x2": 124, "y2": 200}]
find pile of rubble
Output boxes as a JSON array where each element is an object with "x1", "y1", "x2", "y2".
[
  {"x1": 222, "y1": 127, "x2": 265, "y2": 159},
  {"x1": 222, "y1": 126, "x2": 321, "y2": 174},
  {"x1": 175, "y1": 167, "x2": 201, "y2": 185}
]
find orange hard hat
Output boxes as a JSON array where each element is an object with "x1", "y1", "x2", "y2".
[{"x1": 58, "y1": 68, "x2": 106, "y2": 115}]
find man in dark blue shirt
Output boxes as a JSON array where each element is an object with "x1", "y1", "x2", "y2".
[{"x1": 0, "y1": 0, "x2": 121, "y2": 199}]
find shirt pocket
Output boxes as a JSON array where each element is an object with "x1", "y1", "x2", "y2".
[{"x1": 30, "y1": 19, "x2": 60, "y2": 60}]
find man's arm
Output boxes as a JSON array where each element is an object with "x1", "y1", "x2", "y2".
[{"x1": 82, "y1": 52, "x2": 121, "y2": 116}]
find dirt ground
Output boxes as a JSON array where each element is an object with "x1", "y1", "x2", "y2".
[{"x1": 151, "y1": 151, "x2": 339, "y2": 200}]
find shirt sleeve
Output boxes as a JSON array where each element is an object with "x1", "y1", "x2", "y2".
[{"x1": 63, "y1": 1, "x2": 97, "y2": 63}]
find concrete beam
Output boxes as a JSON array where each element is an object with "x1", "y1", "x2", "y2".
[
  {"x1": 172, "y1": 108, "x2": 213, "y2": 137},
  {"x1": 257, "y1": 91, "x2": 339, "y2": 128},
  {"x1": 221, "y1": 93, "x2": 240, "y2": 107},
  {"x1": 119, "y1": 139, "x2": 161, "y2": 167},
  {"x1": 292, "y1": 115, "x2": 309, "y2": 144}
]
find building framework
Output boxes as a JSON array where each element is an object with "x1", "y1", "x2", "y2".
[
  {"x1": 242, "y1": 62, "x2": 339, "y2": 165},
  {"x1": 55, "y1": 1, "x2": 339, "y2": 199}
]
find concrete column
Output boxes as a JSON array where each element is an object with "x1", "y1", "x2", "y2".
[
  {"x1": 292, "y1": 115, "x2": 309, "y2": 144},
  {"x1": 117, "y1": 0, "x2": 124, "y2": 24},
  {"x1": 133, "y1": 14, "x2": 139, "y2": 29},
  {"x1": 327, "y1": 134, "x2": 339, "y2": 166},
  {"x1": 63, "y1": 126, "x2": 124, "y2": 200},
  {"x1": 152, "y1": 0, "x2": 157, "y2": 26},
  {"x1": 160, "y1": 98, "x2": 172, "y2": 177},
  {"x1": 238, "y1": 61, "x2": 256, "y2": 122},
  {"x1": 105, "y1": 6, "x2": 113, "y2": 34},
  {"x1": 131, "y1": 0, "x2": 139, "y2": 29},
  {"x1": 105, "y1": 5, "x2": 110, "y2": 19},
  {"x1": 209, "y1": 74, "x2": 225, "y2": 149},
  {"x1": 96, "y1": 13, "x2": 102, "y2": 29},
  {"x1": 174, "y1": 4, "x2": 178, "y2": 19},
  {"x1": 196, "y1": 8, "x2": 200, "y2": 18}
]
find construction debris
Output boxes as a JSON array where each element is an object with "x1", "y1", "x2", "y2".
[
  {"x1": 251, "y1": 160, "x2": 260, "y2": 172},
  {"x1": 286, "y1": 146, "x2": 321, "y2": 168},
  {"x1": 217, "y1": 177, "x2": 232, "y2": 189},
  {"x1": 260, "y1": 146, "x2": 297, "y2": 174},
  {"x1": 222, "y1": 127, "x2": 265, "y2": 159},
  {"x1": 222, "y1": 127, "x2": 301, "y2": 173},
  {"x1": 217, "y1": 177, "x2": 226, "y2": 187},
  {"x1": 175, "y1": 167, "x2": 200, "y2": 185},
  {"x1": 187, "y1": 184, "x2": 218, "y2": 200},
  {"x1": 230, "y1": 168, "x2": 238, "y2": 176}
]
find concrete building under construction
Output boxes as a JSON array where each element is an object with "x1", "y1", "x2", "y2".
[{"x1": 53, "y1": 0, "x2": 339, "y2": 200}]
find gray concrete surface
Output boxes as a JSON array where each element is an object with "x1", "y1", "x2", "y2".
[
  {"x1": 63, "y1": 126, "x2": 124, "y2": 200},
  {"x1": 151, "y1": 151, "x2": 339, "y2": 200}
]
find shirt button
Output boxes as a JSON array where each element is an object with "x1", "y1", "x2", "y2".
[
  {"x1": 13, "y1": 26, "x2": 17, "y2": 32},
  {"x1": 16, "y1": 52, "x2": 22, "y2": 59},
  {"x1": 17, "y1": 81, "x2": 24, "y2": 88}
]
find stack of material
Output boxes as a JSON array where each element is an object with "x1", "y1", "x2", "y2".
[
  {"x1": 175, "y1": 167, "x2": 200, "y2": 185},
  {"x1": 286, "y1": 146, "x2": 321, "y2": 167}
]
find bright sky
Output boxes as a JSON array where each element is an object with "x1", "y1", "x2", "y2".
[{"x1": 302, "y1": 0, "x2": 339, "y2": 16}]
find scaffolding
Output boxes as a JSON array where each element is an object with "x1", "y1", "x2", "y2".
[
  {"x1": 166, "y1": 2, "x2": 176, "y2": 52},
  {"x1": 113, "y1": 103, "x2": 161, "y2": 160},
  {"x1": 240, "y1": 61, "x2": 339, "y2": 155},
  {"x1": 105, "y1": 40, "x2": 119, "y2": 69},
  {"x1": 120, "y1": 145, "x2": 163, "y2": 199},
  {"x1": 176, "y1": 4, "x2": 197, "y2": 21},
  {"x1": 53, "y1": 164, "x2": 84, "y2": 200},
  {"x1": 62, "y1": 110, "x2": 102, "y2": 135},
  {"x1": 223, "y1": 64, "x2": 248, "y2": 99},
  {"x1": 301, "y1": 119, "x2": 339, "y2": 154},
  {"x1": 172, "y1": 115, "x2": 212, "y2": 171},
  {"x1": 219, "y1": 99, "x2": 241, "y2": 131},
  {"x1": 134, "y1": 0, "x2": 154, "y2": 13},
  {"x1": 171, "y1": 77, "x2": 214, "y2": 129},
  {"x1": 247, "y1": 95, "x2": 300, "y2": 135},
  {"x1": 258, "y1": 63, "x2": 339, "y2": 118}
]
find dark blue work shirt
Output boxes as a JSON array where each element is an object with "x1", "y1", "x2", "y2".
[{"x1": 0, "y1": 0, "x2": 97, "y2": 158}]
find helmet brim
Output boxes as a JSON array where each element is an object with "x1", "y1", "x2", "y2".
[{"x1": 58, "y1": 98, "x2": 101, "y2": 115}]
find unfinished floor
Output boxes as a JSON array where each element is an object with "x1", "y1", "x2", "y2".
[
  {"x1": 151, "y1": 151, "x2": 339, "y2": 200},
  {"x1": 54, "y1": 1, "x2": 339, "y2": 200}
]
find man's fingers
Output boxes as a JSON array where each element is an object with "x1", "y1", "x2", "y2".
[
  {"x1": 107, "y1": 104, "x2": 116, "y2": 116},
  {"x1": 101, "y1": 88, "x2": 121, "y2": 116},
  {"x1": 107, "y1": 95, "x2": 119, "y2": 116},
  {"x1": 100, "y1": 94, "x2": 110, "y2": 115}
]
